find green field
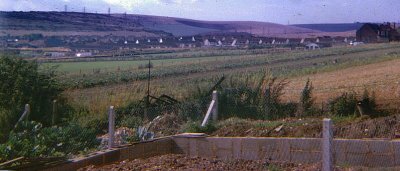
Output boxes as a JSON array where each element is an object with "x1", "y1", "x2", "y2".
[
  {"x1": 42, "y1": 55, "x2": 237, "y2": 74},
  {"x1": 41, "y1": 43, "x2": 400, "y2": 89},
  {"x1": 48, "y1": 43, "x2": 400, "y2": 117}
]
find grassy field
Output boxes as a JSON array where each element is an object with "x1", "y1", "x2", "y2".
[
  {"x1": 51, "y1": 43, "x2": 400, "y2": 117},
  {"x1": 42, "y1": 43, "x2": 400, "y2": 89},
  {"x1": 42, "y1": 55, "x2": 234, "y2": 74},
  {"x1": 40, "y1": 47, "x2": 292, "y2": 74}
]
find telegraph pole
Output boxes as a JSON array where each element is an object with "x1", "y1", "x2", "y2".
[
  {"x1": 147, "y1": 59, "x2": 151, "y2": 102},
  {"x1": 145, "y1": 59, "x2": 151, "y2": 121}
]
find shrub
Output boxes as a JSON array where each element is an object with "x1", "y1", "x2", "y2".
[
  {"x1": 177, "y1": 101, "x2": 204, "y2": 121},
  {"x1": 298, "y1": 79, "x2": 317, "y2": 116},
  {"x1": 182, "y1": 121, "x2": 217, "y2": 134},
  {"x1": 218, "y1": 72, "x2": 294, "y2": 120},
  {"x1": 328, "y1": 92, "x2": 357, "y2": 116},
  {"x1": 0, "y1": 56, "x2": 61, "y2": 141},
  {"x1": 358, "y1": 89, "x2": 381, "y2": 117},
  {"x1": 0, "y1": 121, "x2": 99, "y2": 162},
  {"x1": 118, "y1": 115, "x2": 143, "y2": 129},
  {"x1": 219, "y1": 86, "x2": 259, "y2": 119},
  {"x1": 257, "y1": 74, "x2": 291, "y2": 120},
  {"x1": 77, "y1": 115, "x2": 108, "y2": 135}
]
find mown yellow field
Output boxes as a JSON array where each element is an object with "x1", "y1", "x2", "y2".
[{"x1": 282, "y1": 59, "x2": 400, "y2": 110}]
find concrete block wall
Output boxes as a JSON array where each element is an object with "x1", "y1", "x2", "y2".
[
  {"x1": 334, "y1": 139, "x2": 398, "y2": 167},
  {"x1": 172, "y1": 136, "x2": 400, "y2": 167},
  {"x1": 172, "y1": 137, "x2": 322, "y2": 164},
  {"x1": 45, "y1": 137, "x2": 176, "y2": 171},
  {"x1": 45, "y1": 136, "x2": 400, "y2": 170}
]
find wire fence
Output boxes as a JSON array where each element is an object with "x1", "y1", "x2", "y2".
[{"x1": 2, "y1": 82, "x2": 400, "y2": 170}]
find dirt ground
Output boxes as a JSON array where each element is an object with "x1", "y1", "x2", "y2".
[
  {"x1": 212, "y1": 114, "x2": 400, "y2": 139},
  {"x1": 79, "y1": 154, "x2": 321, "y2": 171},
  {"x1": 79, "y1": 154, "x2": 400, "y2": 171}
]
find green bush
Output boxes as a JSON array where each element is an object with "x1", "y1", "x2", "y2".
[
  {"x1": 76, "y1": 115, "x2": 108, "y2": 135},
  {"x1": 118, "y1": 115, "x2": 143, "y2": 129},
  {"x1": 328, "y1": 92, "x2": 357, "y2": 116},
  {"x1": 298, "y1": 79, "x2": 317, "y2": 116},
  {"x1": 219, "y1": 86, "x2": 258, "y2": 119},
  {"x1": 177, "y1": 101, "x2": 204, "y2": 121},
  {"x1": 359, "y1": 89, "x2": 383, "y2": 117},
  {"x1": 0, "y1": 121, "x2": 99, "y2": 162},
  {"x1": 219, "y1": 73, "x2": 293, "y2": 120},
  {"x1": 183, "y1": 121, "x2": 217, "y2": 134},
  {"x1": 0, "y1": 56, "x2": 61, "y2": 141}
]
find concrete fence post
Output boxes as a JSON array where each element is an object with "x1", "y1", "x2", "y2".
[
  {"x1": 14, "y1": 104, "x2": 30, "y2": 128},
  {"x1": 212, "y1": 90, "x2": 218, "y2": 122},
  {"x1": 52, "y1": 100, "x2": 57, "y2": 125},
  {"x1": 108, "y1": 106, "x2": 115, "y2": 149},
  {"x1": 322, "y1": 118, "x2": 333, "y2": 171},
  {"x1": 24, "y1": 104, "x2": 30, "y2": 122}
]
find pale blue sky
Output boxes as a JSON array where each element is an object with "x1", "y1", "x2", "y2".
[{"x1": 1, "y1": 0, "x2": 399, "y2": 24}]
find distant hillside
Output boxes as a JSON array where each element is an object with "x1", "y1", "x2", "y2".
[
  {"x1": 0, "y1": 11, "x2": 170, "y2": 37},
  {"x1": 0, "y1": 11, "x2": 141, "y2": 31},
  {"x1": 292, "y1": 23, "x2": 364, "y2": 32},
  {"x1": 0, "y1": 11, "x2": 353, "y2": 38},
  {"x1": 125, "y1": 14, "x2": 321, "y2": 36}
]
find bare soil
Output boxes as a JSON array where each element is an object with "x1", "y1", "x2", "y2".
[
  {"x1": 212, "y1": 114, "x2": 400, "y2": 139},
  {"x1": 79, "y1": 154, "x2": 321, "y2": 171},
  {"x1": 79, "y1": 154, "x2": 400, "y2": 171}
]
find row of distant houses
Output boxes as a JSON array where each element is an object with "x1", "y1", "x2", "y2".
[
  {"x1": 133, "y1": 35, "x2": 354, "y2": 49},
  {"x1": 1, "y1": 31, "x2": 355, "y2": 49},
  {"x1": 6, "y1": 22, "x2": 400, "y2": 58}
]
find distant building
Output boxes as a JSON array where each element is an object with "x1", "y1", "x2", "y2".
[
  {"x1": 356, "y1": 23, "x2": 400, "y2": 43},
  {"x1": 76, "y1": 52, "x2": 92, "y2": 57},
  {"x1": 203, "y1": 39, "x2": 211, "y2": 46},
  {"x1": 305, "y1": 43, "x2": 320, "y2": 50},
  {"x1": 45, "y1": 52, "x2": 65, "y2": 57}
]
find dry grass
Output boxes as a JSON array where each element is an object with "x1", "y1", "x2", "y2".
[
  {"x1": 282, "y1": 59, "x2": 400, "y2": 110},
  {"x1": 63, "y1": 44, "x2": 400, "y2": 115}
]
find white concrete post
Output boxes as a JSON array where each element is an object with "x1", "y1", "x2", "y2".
[
  {"x1": 52, "y1": 100, "x2": 57, "y2": 125},
  {"x1": 24, "y1": 104, "x2": 30, "y2": 122},
  {"x1": 108, "y1": 106, "x2": 115, "y2": 149},
  {"x1": 212, "y1": 90, "x2": 218, "y2": 122},
  {"x1": 322, "y1": 118, "x2": 333, "y2": 171},
  {"x1": 14, "y1": 104, "x2": 30, "y2": 128}
]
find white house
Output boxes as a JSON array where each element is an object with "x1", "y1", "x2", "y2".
[
  {"x1": 305, "y1": 43, "x2": 320, "y2": 50},
  {"x1": 76, "y1": 52, "x2": 92, "y2": 57}
]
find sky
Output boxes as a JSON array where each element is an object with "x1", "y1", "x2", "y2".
[{"x1": 1, "y1": 0, "x2": 399, "y2": 24}]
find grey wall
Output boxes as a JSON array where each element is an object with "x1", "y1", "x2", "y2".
[{"x1": 173, "y1": 136, "x2": 400, "y2": 167}]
